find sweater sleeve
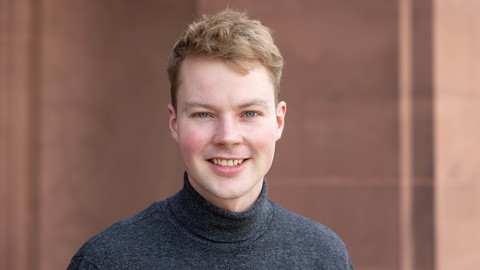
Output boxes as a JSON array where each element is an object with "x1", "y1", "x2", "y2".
[{"x1": 66, "y1": 256, "x2": 99, "y2": 270}]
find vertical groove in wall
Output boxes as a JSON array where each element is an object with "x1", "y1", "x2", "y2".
[
  {"x1": 0, "y1": 0, "x2": 13, "y2": 269},
  {"x1": 399, "y1": 0, "x2": 414, "y2": 270},
  {"x1": 27, "y1": 0, "x2": 41, "y2": 268},
  {"x1": 412, "y1": 0, "x2": 435, "y2": 268}
]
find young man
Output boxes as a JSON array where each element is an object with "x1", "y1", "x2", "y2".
[{"x1": 68, "y1": 9, "x2": 353, "y2": 269}]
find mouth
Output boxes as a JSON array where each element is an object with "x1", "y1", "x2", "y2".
[{"x1": 208, "y1": 158, "x2": 247, "y2": 167}]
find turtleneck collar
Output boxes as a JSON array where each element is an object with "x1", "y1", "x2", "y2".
[{"x1": 167, "y1": 172, "x2": 273, "y2": 243}]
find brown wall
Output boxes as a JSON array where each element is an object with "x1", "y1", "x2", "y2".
[
  {"x1": 435, "y1": 0, "x2": 480, "y2": 269},
  {"x1": 1, "y1": 1, "x2": 479, "y2": 270}
]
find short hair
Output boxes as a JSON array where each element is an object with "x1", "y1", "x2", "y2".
[{"x1": 167, "y1": 8, "x2": 284, "y2": 110}]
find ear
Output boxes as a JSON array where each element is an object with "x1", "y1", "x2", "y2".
[
  {"x1": 275, "y1": 101, "x2": 287, "y2": 140},
  {"x1": 167, "y1": 104, "x2": 179, "y2": 142}
]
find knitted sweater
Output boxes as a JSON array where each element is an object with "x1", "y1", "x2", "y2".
[{"x1": 67, "y1": 174, "x2": 353, "y2": 269}]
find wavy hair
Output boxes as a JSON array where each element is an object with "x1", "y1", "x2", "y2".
[{"x1": 167, "y1": 8, "x2": 284, "y2": 110}]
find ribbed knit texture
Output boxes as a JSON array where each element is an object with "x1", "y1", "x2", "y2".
[{"x1": 67, "y1": 173, "x2": 353, "y2": 269}]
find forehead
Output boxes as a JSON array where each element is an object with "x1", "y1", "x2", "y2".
[{"x1": 177, "y1": 57, "x2": 275, "y2": 105}]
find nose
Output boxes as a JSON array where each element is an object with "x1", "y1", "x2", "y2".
[{"x1": 212, "y1": 116, "x2": 243, "y2": 146}]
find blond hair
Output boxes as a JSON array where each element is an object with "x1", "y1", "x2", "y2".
[{"x1": 167, "y1": 9, "x2": 284, "y2": 110}]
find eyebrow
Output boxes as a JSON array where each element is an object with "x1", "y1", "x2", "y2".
[
  {"x1": 182, "y1": 101, "x2": 214, "y2": 112},
  {"x1": 238, "y1": 98, "x2": 269, "y2": 109},
  {"x1": 181, "y1": 98, "x2": 269, "y2": 112}
]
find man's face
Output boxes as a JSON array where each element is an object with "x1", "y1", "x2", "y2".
[{"x1": 168, "y1": 57, "x2": 286, "y2": 212}]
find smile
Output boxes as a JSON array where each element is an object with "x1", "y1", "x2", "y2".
[{"x1": 209, "y1": 158, "x2": 245, "y2": 167}]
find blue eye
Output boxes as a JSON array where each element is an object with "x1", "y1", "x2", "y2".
[
  {"x1": 244, "y1": 111, "x2": 257, "y2": 117},
  {"x1": 197, "y1": 112, "x2": 209, "y2": 118}
]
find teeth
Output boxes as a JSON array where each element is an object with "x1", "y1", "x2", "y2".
[{"x1": 211, "y1": 158, "x2": 244, "y2": 167}]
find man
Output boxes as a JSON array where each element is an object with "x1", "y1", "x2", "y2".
[{"x1": 67, "y1": 9, "x2": 353, "y2": 269}]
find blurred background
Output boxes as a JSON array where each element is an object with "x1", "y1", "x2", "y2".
[{"x1": 1, "y1": 0, "x2": 479, "y2": 269}]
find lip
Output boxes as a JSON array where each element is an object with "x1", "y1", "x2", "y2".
[{"x1": 207, "y1": 158, "x2": 249, "y2": 175}]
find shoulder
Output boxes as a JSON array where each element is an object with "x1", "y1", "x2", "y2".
[
  {"x1": 270, "y1": 200, "x2": 339, "y2": 241},
  {"x1": 268, "y1": 200, "x2": 353, "y2": 269},
  {"x1": 68, "y1": 200, "x2": 170, "y2": 268},
  {"x1": 89, "y1": 200, "x2": 165, "y2": 244}
]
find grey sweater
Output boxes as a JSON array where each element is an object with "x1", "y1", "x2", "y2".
[{"x1": 67, "y1": 174, "x2": 353, "y2": 269}]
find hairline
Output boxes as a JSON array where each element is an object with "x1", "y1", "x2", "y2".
[{"x1": 173, "y1": 56, "x2": 279, "y2": 112}]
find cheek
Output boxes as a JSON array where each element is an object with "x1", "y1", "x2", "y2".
[
  {"x1": 248, "y1": 129, "x2": 277, "y2": 172},
  {"x1": 178, "y1": 127, "x2": 209, "y2": 158},
  {"x1": 248, "y1": 128, "x2": 278, "y2": 152}
]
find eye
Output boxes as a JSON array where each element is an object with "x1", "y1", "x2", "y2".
[
  {"x1": 244, "y1": 111, "x2": 257, "y2": 118},
  {"x1": 196, "y1": 112, "x2": 209, "y2": 118}
]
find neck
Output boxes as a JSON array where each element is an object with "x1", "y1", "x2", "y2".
[
  {"x1": 167, "y1": 173, "x2": 273, "y2": 243},
  {"x1": 188, "y1": 176, "x2": 264, "y2": 213},
  {"x1": 209, "y1": 192, "x2": 260, "y2": 212}
]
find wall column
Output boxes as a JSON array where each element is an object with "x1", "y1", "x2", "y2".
[
  {"x1": 434, "y1": 1, "x2": 480, "y2": 269},
  {"x1": 0, "y1": 0, "x2": 40, "y2": 269}
]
